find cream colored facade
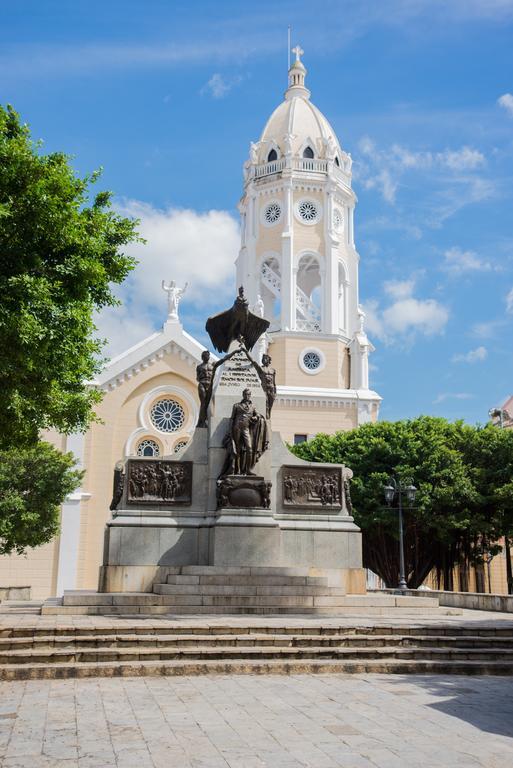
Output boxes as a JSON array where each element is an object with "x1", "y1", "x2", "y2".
[{"x1": 0, "y1": 50, "x2": 381, "y2": 599}]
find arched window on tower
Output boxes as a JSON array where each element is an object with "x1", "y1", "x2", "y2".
[
  {"x1": 303, "y1": 146, "x2": 314, "y2": 159},
  {"x1": 260, "y1": 256, "x2": 281, "y2": 331},
  {"x1": 296, "y1": 254, "x2": 322, "y2": 333},
  {"x1": 267, "y1": 149, "x2": 278, "y2": 162},
  {"x1": 334, "y1": 156, "x2": 340, "y2": 167},
  {"x1": 338, "y1": 262, "x2": 349, "y2": 334}
]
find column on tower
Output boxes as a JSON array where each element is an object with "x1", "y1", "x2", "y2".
[
  {"x1": 323, "y1": 185, "x2": 341, "y2": 336},
  {"x1": 281, "y1": 179, "x2": 295, "y2": 332}
]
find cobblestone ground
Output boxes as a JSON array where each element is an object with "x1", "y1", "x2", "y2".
[{"x1": 0, "y1": 674, "x2": 512, "y2": 768}]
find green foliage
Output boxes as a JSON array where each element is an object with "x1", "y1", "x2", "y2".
[
  {"x1": 0, "y1": 104, "x2": 140, "y2": 447},
  {"x1": 0, "y1": 442, "x2": 82, "y2": 556},
  {"x1": 293, "y1": 417, "x2": 513, "y2": 587}
]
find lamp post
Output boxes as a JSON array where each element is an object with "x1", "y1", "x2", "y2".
[{"x1": 383, "y1": 477, "x2": 417, "y2": 591}]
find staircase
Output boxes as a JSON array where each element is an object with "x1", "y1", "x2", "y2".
[
  {"x1": 42, "y1": 566, "x2": 449, "y2": 617},
  {"x1": 0, "y1": 600, "x2": 43, "y2": 616},
  {"x1": 1, "y1": 622, "x2": 512, "y2": 680},
  {"x1": 260, "y1": 262, "x2": 321, "y2": 332}
]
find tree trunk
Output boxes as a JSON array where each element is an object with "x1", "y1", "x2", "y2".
[{"x1": 505, "y1": 536, "x2": 513, "y2": 596}]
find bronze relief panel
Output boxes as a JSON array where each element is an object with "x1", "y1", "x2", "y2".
[
  {"x1": 127, "y1": 460, "x2": 192, "y2": 506},
  {"x1": 282, "y1": 466, "x2": 342, "y2": 510}
]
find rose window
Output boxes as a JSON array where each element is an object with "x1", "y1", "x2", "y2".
[
  {"x1": 298, "y1": 200, "x2": 319, "y2": 223},
  {"x1": 137, "y1": 439, "x2": 161, "y2": 457},
  {"x1": 264, "y1": 202, "x2": 281, "y2": 225},
  {"x1": 302, "y1": 351, "x2": 321, "y2": 371},
  {"x1": 150, "y1": 398, "x2": 186, "y2": 433},
  {"x1": 174, "y1": 439, "x2": 189, "y2": 453}
]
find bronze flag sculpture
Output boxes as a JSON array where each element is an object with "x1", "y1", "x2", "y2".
[{"x1": 206, "y1": 286, "x2": 269, "y2": 353}]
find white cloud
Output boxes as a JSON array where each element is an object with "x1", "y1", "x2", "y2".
[
  {"x1": 439, "y1": 147, "x2": 485, "y2": 171},
  {"x1": 363, "y1": 284, "x2": 449, "y2": 344},
  {"x1": 498, "y1": 93, "x2": 513, "y2": 117},
  {"x1": 433, "y1": 392, "x2": 474, "y2": 405},
  {"x1": 356, "y1": 137, "x2": 487, "y2": 209},
  {"x1": 506, "y1": 287, "x2": 513, "y2": 313},
  {"x1": 95, "y1": 201, "x2": 239, "y2": 358},
  {"x1": 442, "y1": 246, "x2": 492, "y2": 274},
  {"x1": 201, "y1": 72, "x2": 243, "y2": 99},
  {"x1": 471, "y1": 319, "x2": 505, "y2": 339},
  {"x1": 383, "y1": 298, "x2": 449, "y2": 336},
  {"x1": 452, "y1": 346, "x2": 488, "y2": 363},
  {"x1": 383, "y1": 279, "x2": 415, "y2": 299},
  {"x1": 431, "y1": 176, "x2": 496, "y2": 226}
]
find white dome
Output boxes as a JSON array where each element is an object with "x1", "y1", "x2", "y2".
[
  {"x1": 260, "y1": 97, "x2": 342, "y2": 160},
  {"x1": 257, "y1": 54, "x2": 343, "y2": 163}
]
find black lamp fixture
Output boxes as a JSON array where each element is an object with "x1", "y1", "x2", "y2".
[{"x1": 383, "y1": 477, "x2": 417, "y2": 591}]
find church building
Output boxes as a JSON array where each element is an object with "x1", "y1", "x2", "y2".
[{"x1": 0, "y1": 49, "x2": 381, "y2": 598}]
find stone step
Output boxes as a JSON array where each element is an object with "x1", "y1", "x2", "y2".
[
  {"x1": 0, "y1": 657, "x2": 512, "y2": 680},
  {"x1": 0, "y1": 632, "x2": 512, "y2": 652},
  {"x1": 153, "y1": 584, "x2": 348, "y2": 596},
  {"x1": 0, "y1": 600, "x2": 43, "y2": 616},
  {"x1": 178, "y1": 566, "x2": 315, "y2": 577},
  {"x1": 1, "y1": 644, "x2": 513, "y2": 666},
  {"x1": 4, "y1": 622, "x2": 512, "y2": 639},
  {"x1": 165, "y1": 574, "x2": 331, "y2": 587},
  {"x1": 60, "y1": 591, "x2": 440, "y2": 608},
  {"x1": 42, "y1": 603, "x2": 452, "y2": 616}
]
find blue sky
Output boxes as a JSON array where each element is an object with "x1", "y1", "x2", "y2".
[{"x1": 2, "y1": 0, "x2": 513, "y2": 424}]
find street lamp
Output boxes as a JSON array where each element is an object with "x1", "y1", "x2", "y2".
[{"x1": 383, "y1": 477, "x2": 417, "y2": 591}]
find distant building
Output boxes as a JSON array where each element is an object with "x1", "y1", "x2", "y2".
[{"x1": 489, "y1": 396, "x2": 513, "y2": 428}]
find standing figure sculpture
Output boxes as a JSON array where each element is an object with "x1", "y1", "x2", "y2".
[
  {"x1": 252, "y1": 294, "x2": 265, "y2": 318},
  {"x1": 196, "y1": 350, "x2": 215, "y2": 427},
  {"x1": 220, "y1": 388, "x2": 268, "y2": 477},
  {"x1": 162, "y1": 280, "x2": 188, "y2": 321},
  {"x1": 243, "y1": 349, "x2": 276, "y2": 419}
]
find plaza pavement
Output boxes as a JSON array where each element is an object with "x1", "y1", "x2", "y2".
[
  {"x1": 0, "y1": 672, "x2": 512, "y2": 767},
  {"x1": 1, "y1": 608, "x2": 512, "y2": 766}
]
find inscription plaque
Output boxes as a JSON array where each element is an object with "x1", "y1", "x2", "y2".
[
  {"x1": 127, "y1": 460, "x2": 192, "y2": 506},
  {"x1": 217, "y1": 348, "x2": 260, "y2": 390},
  {"x1": 282, "y1": 465, "x2": 342, "y2": 510}
]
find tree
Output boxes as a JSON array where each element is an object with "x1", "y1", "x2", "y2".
[
  {"x1": 0, "y1": 104, "x2": 140, "y2": 555},
  {"x1": 0, "y1": 443, "x2": 83, "y2": 556},
  {"x1": 458, "y1": 423, "x2": 513, "y2": 593},
  {"x1": 0, "y1": 104, "x2": 139, "y2": 447},
  {"x1": 291, "y1": 417, "x2": 513, "y2": 588}
]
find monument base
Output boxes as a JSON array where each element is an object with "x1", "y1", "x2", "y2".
[
  {"x1": 97, "y1": 563, "x2": 366, "y2": 596},
  {"x1": 98, "y1": 337, "x2": 366, "y2": 603},
  {"x1": 210, "y1": 513, "x2": 362, "y2": 572}
]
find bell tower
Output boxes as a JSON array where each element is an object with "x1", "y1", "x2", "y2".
[{"x1": 236, "y1": 47, "x2": 381, "y2": 437}]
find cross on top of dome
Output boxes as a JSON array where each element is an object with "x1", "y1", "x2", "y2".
[
  {"x1": 287, "y1": 44, "x2": 308, "y2": 98},
  {"x1": 292, "y1": 45, "x2": 304, "y2": 63}
]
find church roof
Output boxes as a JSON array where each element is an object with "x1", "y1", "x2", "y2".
[{"x1": 93, "y1": 319, "x2": 215, "y2": 392}]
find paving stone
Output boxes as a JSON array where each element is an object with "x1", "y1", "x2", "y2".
[{"x1": 0, "y1": 672, "x2": 511, "y2": 766}]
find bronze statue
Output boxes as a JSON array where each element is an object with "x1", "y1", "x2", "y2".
[
  {"x1": 109, "y1": 462, "x2": 125, "y2": 511},
  {"x1": 243, "y1": 349, "x2": 276, "y2": 418},
  {"x1": 196, "y1": 350, "x2": 215, "y2": 427},
  {"x1": 206, "y1": 286, "x2": 270, "y2": 353},
  {"x1": 343, "y1": 477, "x2": 353, "y2": 514},
  {"x1": 220, "y1": 388, "x2": 268, "y2": 477}
]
